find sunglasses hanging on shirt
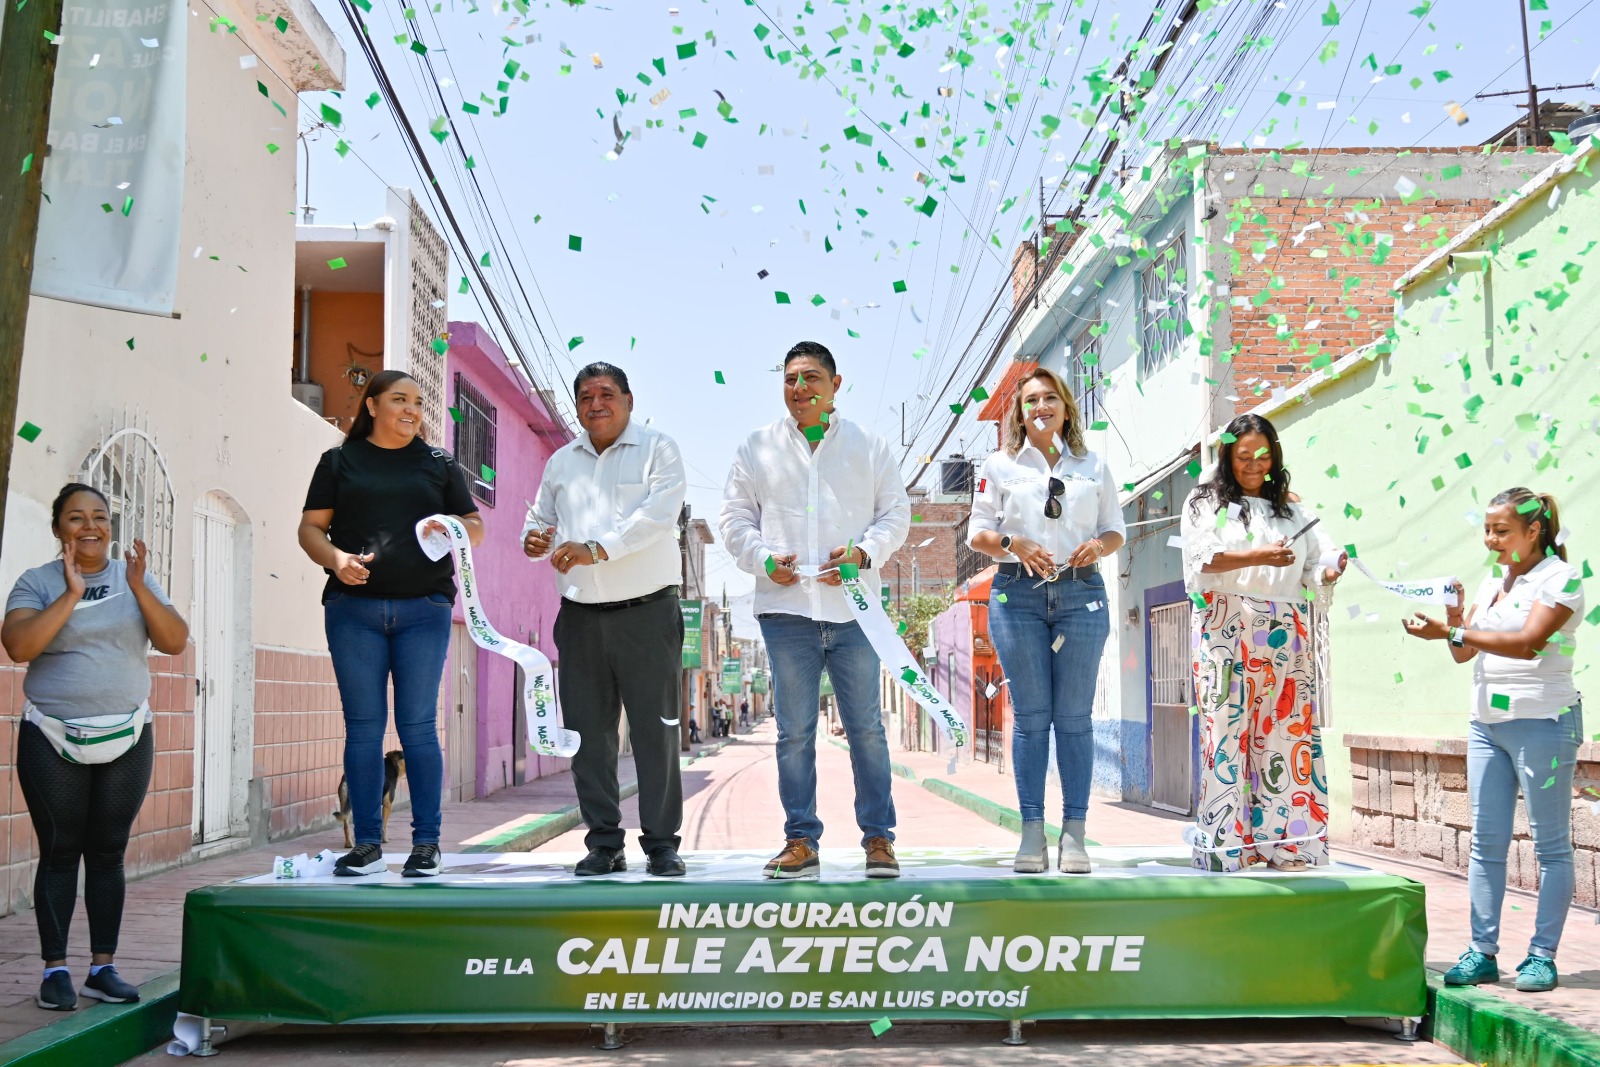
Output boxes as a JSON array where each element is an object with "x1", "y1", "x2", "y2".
[{"x1": 1043, "y1": 477, "x2": 1066, "y2": 519}]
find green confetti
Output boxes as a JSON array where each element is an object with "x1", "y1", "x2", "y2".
[
  {"x1": 996, "y1": 593, "x2": 1007, "y2": 603},
  {"x1": 124, "y1": 337, "x2": 135, "y2": 350},
  {"x1": 480, "y1": 464, "x2": 495, "y2": 483},
  {"x1": 274, "y1": 14, "x2": 288, "y2": 32},
  {"x1": 692, "y1": 131, "x2": 708, "y2": 149},
  {"x1": 676, "y1": 41, "x2": 697, "y2": 60},
  {"x1": 448, "y1": 407, "x2": 464, "y2": 423},
  {"x1": 20, "y1": 153, "x2": 32, "y2": 174},
  {"x1": 567, "y1": 336, "x2": 584, "y2": 351},
  {"x1": 714, "y1": 371, "x2": 726, "y2": 384},
  {"x1": 915, "y1": 196, "x2": 939, "y2": 218},
  {"x1": 900, "y1": 668, "x2": 918, "y2": 684},
  {"x1": 892, "y1": 279, "x2": 907, "y2": 293},
  {"x1": 970, "y1": 386, "x2": 989, "y2": 401},
  {"x1": 568, "y1": 234, "x2": 583, "y2": 252},
  {"x1": 121, "y1": 196, "x2": 134, "y2": 216},
  {"x1": 1453, "y1": 453, "x2": 1473, "y2": 469},
  {"x1": 431, "y1": 337, "x2": 448, "y2": 356},
  {"x1": 1320, "y1": 1, "x2": 1340, "y2": 25},
  {"x1": 1491, "y1": 693, "x2": 1511, "y2": 711},
  {"x1": 365, "y1": 92, "x2": 381, "y2": 108},
  {"x1": 1394, "y1": 673, "x2": 1404, "y2": 684},
  {"x1": 870, "y1": 1018, "x2": 892, "y2": 1038},
  {"x1": 764, "y1": 555, "x2": 777, "y2": 575},
  {"x1": 1542, "y1": 776, "x2": 1557, "y2": 789},
  {"x1": 327, "y1": 257, "x2": 347, "y2": 270},
  {"x1": 774, "y1": 291, "x2": 791, "y2": 304},
  {"x1": 17, "y1": 422, "x2": 42, "y2": 443},
  {"x1": 803, "y1": 424, "x2": 826, "y2": 442},
  {"x1": 320, "y1": 103, "x2": 342, "y2": 127},
  {"x1": 265, "y1": 143, "x2": 280, "y2": 154}
]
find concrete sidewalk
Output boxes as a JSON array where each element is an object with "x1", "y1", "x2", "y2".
[
  {"x1": 0, "y1": 738, "x2": 735, "y2": 1062},
  {"x1": 875, "y1": 736, "x2": 1600, "y2": 1064}
]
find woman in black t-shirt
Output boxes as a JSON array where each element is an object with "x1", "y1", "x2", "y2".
[{"x1": 298, "y1": 370, "x2": 482, "y2": 878}]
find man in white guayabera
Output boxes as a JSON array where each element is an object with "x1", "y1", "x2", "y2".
[
  {"x1": 523, "y1": 362, "x2": 689, "y2": 879},
  {"x1": 720, "y1": 341, "x2": 910, "y2": 881}
]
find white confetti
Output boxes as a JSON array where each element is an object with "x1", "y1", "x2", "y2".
[
  {"x1": 239, "y1": 54, "x2": 258, "y2": 69},
  {"x1": 140, "y1": 37, "x2": 159, "y2": 47},
  {"x1": 1166, "y1": 534, "x2": 1184, "y2": 549},
  {"x1": 916, "y1": 537, "x2": 935, "y2": 549},
  {"x1": 1051, "y1": 635, "x2": 1065, "y2": 653},
  {"x1": 1393, "y1": 176, "x2": 1417, "y2": 198}
]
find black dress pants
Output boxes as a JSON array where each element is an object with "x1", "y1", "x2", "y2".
[{"x1": 553, "y1": 592, "x2": 683, "y2": 852}]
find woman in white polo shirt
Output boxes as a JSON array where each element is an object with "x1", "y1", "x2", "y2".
[
  {"x1": 1403, "y1": 487, "x2": 1585, "y2": 994},
  {"x1": 968, "y1": 366, "x2": 1125, "y2": 874}
]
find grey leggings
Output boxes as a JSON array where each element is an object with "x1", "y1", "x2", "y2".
[{"x1": 17, "y1": 721, "x2": 153, "y2": 961}]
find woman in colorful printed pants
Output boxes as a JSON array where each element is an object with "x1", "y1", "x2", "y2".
[{"x1": 1180, "y1": 415, "x2": 1345, "y2": 872}]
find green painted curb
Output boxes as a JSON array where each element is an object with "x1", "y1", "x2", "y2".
[
  {"x1": 0, "y1": 968, "x2": 179, "y2": 1067},
  {"x1": 461, "y1": 741, "x2": 731, "y2": 853},
  {"x1": 1427, "y1": 969, "x2": 1600, "y2": 1067},
  {"x1": 827, "y1": 736, "x2": 1097, "y2": 846}
]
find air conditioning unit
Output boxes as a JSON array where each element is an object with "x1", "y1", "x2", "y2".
[{"x1": 292, "y1": 382, "x2": 325, "y2": 416}]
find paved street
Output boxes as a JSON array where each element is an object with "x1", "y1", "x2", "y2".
[
  {"x1": 115, "y1": 720, "x2": 1466, "y2": 1065},
  {"x1": 140, "y1": 1018, "x2": 1466, "y2": 1065}
]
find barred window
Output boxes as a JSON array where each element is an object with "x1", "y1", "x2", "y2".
[
  {"x1": 1139, "y1": 234, "x2": 1189, "y2": 378},
  {"x1": 1068, "y1": 318, "x2": 1103, "y2": 425},
  {"x1": 453, "y1": 374, "x2": 497, "y2": 507}
]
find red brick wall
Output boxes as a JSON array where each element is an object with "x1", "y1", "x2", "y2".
[
  {"x1": 253, "y1": 647, "x2": 345, "y2": 840},
  {"x1": 1219, "y1": 195, "x2": 1499, "y2": 395},
  {"x1": 0, "y1": 644, "x2": 196, "y2": 918},
  {"x1": 879, "y1": 501, "x2": 969, "y2": 606}
]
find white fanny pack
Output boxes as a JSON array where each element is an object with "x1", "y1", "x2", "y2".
[{"x1": 24, "y1": 702, "x2": 151, "y2": 764}]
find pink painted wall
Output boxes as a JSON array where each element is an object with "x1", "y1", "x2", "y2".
[
  {"x1": 445, "y1": 321, "x2": 573, "y2": 795},
  {"x1": 932, "y1": 599, "x2": 975, "y2": 729}
]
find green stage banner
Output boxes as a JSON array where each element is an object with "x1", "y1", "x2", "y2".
[
  {"x1": 751, "y1": 671, "x2": 768, "y2": 695},
  {"x1": 721, "y1": 657, "x2": 742, "y2": 694},
  {"x1": 681, "y1": 600, "x2": 703, "y2": 668},
  {"x1": 179, "y1": 855, "x2": 1427, "y2": 1025}
]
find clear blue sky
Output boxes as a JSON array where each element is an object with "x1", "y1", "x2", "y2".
[{"x1": 294, "y1": 0, "x2": 1596, "y2": 596}]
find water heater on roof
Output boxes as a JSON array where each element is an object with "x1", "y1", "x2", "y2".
[{"x1": 939, "y1": 455, "x2": 974, "y2": 496}]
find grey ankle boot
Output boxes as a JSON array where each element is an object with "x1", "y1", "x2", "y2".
[
  {"x1": 1013, "y1": 821, "x2": 1048, "y2": 873},
  {"x1": 1058, "y1": 820, "x2": 1091, "y2": 874}
]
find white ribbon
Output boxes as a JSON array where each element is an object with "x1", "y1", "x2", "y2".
[
  {"x1": 416, "y1": 515, "x2": 580, "y2": 758},
  {"x1": 837, "y1": 567, "x2": 969, "y2": 749},
  {"x1": 1348, "y1": 556, "x2": 1460, "y2": 607}
]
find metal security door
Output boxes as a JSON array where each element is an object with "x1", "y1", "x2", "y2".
[
  {"x1": 1148, "y1": 600, "x2": 1194, "y2": 814},
  {"x1": 973, "y1": 664, "x2": 1005, "y2": 767},
  {"x1": 447, "y1": 624, "x2": 478, "y2": 802},
  {"x1": 192, "y1": 493, "x2": 236, "y2": 841}
]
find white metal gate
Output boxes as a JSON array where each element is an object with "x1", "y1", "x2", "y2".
[
  {"x1": 192, "y1": 492, "x2": 237, "y2": 841},
  {"x1": 1148, "y1": 600, "x2": 1194, "y2": 814}
]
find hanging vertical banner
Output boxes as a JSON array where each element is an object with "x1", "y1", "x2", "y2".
[
  {"x1": 681, "y1": 600, "x2": 703, "y2": 668},
  {"x1": 32, "y1": 0, "x2": 188, "y2": 315},
  {"x1": 720, "y1": 657, "x2": 742, "y2": 694}
]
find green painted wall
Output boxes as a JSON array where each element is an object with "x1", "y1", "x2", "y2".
[{"x1": 1268, "y1": 149, "x2": 1599, "y2": 829}]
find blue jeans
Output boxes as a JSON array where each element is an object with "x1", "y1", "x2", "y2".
[
  {"x1": 324, "y1": 592, "x2": 453, "y2": 846},
  {"x1": 758, "y1": 613, "x2": 895, "y2": 847},
  {"x1": 1468, "y1": 702, "x2": 1583, "y2": 959},
  {"x1": 988, "y1": 571, "x2": 1110, "y2": 823}
]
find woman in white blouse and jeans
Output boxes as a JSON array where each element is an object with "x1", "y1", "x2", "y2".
[
  {"x1": 1180, "y1": 414, "x2": 1345, "y2": 873},
  {"x1": 969, "y1": 367, "x2": 1125, "y2": 874},
  {"x1": 1403, "y1": 487, "x2": 1584, "y2": 994}
]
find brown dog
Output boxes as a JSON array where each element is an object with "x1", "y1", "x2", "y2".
[{"x1": 334, "y1": 750, "x2": 406, "y2": 848}]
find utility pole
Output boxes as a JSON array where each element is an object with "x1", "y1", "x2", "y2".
[
  {"x1": 0, "y1": 0, "x2": 67, "y2": 555},
  {"x1": 1518, "y1": 0, "x2": 1541, "y2": 145}
]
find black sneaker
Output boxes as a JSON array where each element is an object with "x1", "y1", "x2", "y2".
[
  {"x1": 36, "y1": 971, "x2": 76, "y2": 1011},
  {"x1": 81, "y1": 965, "x2": 140, "y2": 1003},
  {"x1": 402, "y1": 844, "x2": 442, "y2": 878},
  {"x1": 334, "y1": 842, "x2": 387, "y2": 876}
]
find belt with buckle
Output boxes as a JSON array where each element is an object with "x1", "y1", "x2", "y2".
[
  {"x1": 997, "y1": 562, "x2": 1098, "y2": 582},
  {"x1": 565, "y1": 585, "x2": 680, "y2": 611}
]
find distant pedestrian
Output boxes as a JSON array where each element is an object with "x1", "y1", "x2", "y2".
[
  {"x1": 299, "y1": 370, "x2": 482, "y2": 880},
  {"x1": 689, "y1": 719, "x2": 702, "y2": 745},
  {"x1": 3, "y1": 483, "x2": 189, "y2": 1010},
  {"x1": 1403, "y1": 487, "x2": 1583, "y2": 994},
  {"x1": 1180, "y1": 414, "x2": 1345, "y2": 873},
  {"x1": 721, "y1": 340, "x2": 910, "y2": 879},
  {"x1": 523, "y1": 362, "x2": 688, "y2": 879},
  {"x1": 968, "y1": 366, "x2": 1125, "y2": 874}
]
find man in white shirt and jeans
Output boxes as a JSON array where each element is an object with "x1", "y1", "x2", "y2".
[
  {"x1": 720, "y1": 341, "x2": 911, "y2": 879},
  {"x1": 523, "y1": 362, "x2": 688, "y2": 878}
]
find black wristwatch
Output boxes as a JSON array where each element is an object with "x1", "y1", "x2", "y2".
[{"x1": 1000, "y1": 534, "x2": 1014, "y2": 553}]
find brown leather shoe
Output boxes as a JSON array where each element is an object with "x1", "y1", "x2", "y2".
[
  {"x1": 763, "y1": 838, "x2": 820, "y2": 880},
  {"x1": 864, "y1": 836, "x2": 900, "y2": 879}
]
